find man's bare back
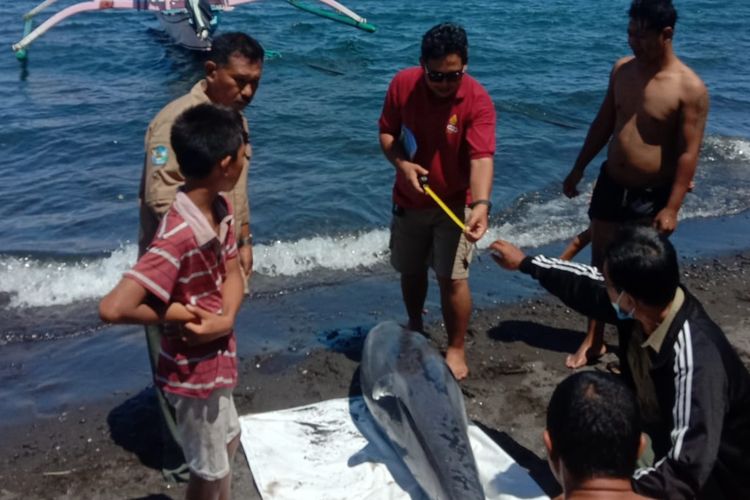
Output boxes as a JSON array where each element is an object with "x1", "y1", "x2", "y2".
[{"x1": 607, "y1": 54, "x2": 708, "y2": 188}]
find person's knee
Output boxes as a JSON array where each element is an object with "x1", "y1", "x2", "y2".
[
  {"x1": 402, "y1": 271, "x2": 428, "y2": 281},
  {"x1": 401, "y1": 272, "x2": 428, "y2": 291},
  {"x1": 437, "y1": 277, "x2": 469, "y2": 297}
]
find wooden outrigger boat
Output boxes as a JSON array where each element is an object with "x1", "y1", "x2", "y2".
[{"x1": 12, "y1": 0, "x2": 376, "y2": 59}]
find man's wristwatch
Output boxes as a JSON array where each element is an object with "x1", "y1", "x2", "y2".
[
  {"x1": 239, "y1": 234, "x2": 253, "y2": 247},
  {"x1": 469, "y1": 199, "x2": 492, "y2": 212}
]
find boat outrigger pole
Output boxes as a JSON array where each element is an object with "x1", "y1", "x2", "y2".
[
  {"x1": 287, "y1": 0, "x2": 376, "y2": 33},
  {"x1": 12, "y1": 0, "x2": 166, "y2": 60},
  {"x1": 12, "y1": 0, "x2": 376, "y2": 60}
]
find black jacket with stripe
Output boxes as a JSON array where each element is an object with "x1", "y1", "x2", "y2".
[{"x1": 519, "y1": 255, "x2": 750, "y2": 500}]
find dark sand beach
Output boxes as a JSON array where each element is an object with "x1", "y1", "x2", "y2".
[{"x1": 1, "y1": 250, "x2": 749, "y2": 500}]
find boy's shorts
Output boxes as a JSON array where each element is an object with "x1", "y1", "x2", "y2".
[
  {"x1": 390, "y1": 205, "x2": 474, "y2": 280},
  {"x1": 165, "y1": 388, "x2": 241, "y2": 481}
]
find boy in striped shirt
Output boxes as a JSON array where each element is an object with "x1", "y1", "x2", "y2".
[{"x1": 100, "y1": 103, "x2": 247, "y2": 499}]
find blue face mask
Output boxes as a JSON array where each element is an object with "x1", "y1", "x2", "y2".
[{"x1": 611, "y1": 291, "x2": 635, "y2": 320}]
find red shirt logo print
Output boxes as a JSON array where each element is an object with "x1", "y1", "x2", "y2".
[{"x1": 446, "y1": 114, "x2": 459, "y2": 134}]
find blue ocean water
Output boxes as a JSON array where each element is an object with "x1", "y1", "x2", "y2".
[{"x1": 0, "y1": 1, "x2": 748, "y2": 350}]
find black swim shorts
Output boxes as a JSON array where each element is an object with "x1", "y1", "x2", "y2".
[{"x1": 588, "y1": 162, "x2": 671, "y2": 222}]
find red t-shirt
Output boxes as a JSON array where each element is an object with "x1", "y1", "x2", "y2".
[
  {"x1": 125, "y1": 192, "x2": 239, "y2": 399},
  {"x1": 379, "y1": 66, "x2": 496, "y2": 209}
]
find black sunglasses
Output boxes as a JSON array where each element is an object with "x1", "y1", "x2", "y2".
[{"x1": 424, "y1": 66, "x2": 465, "y2": 83}]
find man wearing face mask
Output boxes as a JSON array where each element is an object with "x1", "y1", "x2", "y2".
[
  {"x1": 490, "y1": 226, "x2": 750, "y2": 499},
  {"x1": 137, "y1": 31, "x2": 263, "y2": 480}
]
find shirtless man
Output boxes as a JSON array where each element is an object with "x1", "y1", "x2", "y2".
[{"x1": 561, "y1": 0, "x2": 708, "y2": 369}]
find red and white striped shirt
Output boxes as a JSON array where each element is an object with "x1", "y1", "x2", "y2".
[{"x1": 126, "y1": 192, "x2": 239, "y2": 398}]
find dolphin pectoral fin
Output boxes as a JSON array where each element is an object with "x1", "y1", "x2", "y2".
[
  {"x1": 348, "y1": 442, "x2": 386, "y2": 467},
  {"x1": 371, "y1": 375, "x2": 396, "y2": 400},
  {"x1": 348, "y1": 446, "x2": 369, "y2": 467}
]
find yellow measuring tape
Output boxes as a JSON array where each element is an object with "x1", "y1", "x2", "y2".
[
  {"x1": 419, "y1": 176, "x2": 465, "y2": 230},
  {"x1": 418, "y1": 176, "x2": 483, "y2": 260}
]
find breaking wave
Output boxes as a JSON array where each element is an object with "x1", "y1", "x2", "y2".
[{"x1": 1, "y1": 135, "x2": 748, "y2": 310}]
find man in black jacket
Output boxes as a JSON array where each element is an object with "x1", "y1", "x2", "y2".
[{"x1": 490, "y1": 226, "x2": 750, "y2": 499}]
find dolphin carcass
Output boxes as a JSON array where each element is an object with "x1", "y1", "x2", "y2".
[{"x1": 360, "y1": 321, "x2": 484, "y2": 500}]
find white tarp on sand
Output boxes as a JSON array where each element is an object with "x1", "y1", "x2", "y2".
[{"x1": 240, "y1": 396, "x2": 549, "y2": 500}]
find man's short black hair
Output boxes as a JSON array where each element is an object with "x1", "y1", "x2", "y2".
[
  {"x1": 171, "y1": 103, "x2": 245, "y2": 180},
  {"x1": 421, "y1": 23, "x2": 468, "y2": 65},
  {"x1": 547, "y1": 371, "x2": 642, "y2": 481},
  {"x1": 629, "y1": 0, "x2": 678, "y2": 31},
  {"x1": 605, "y1": 226, "x2": 679, "y2": 307},
  {"x1": 210, "y1": 32, "x2": 265, "y2": 66}
]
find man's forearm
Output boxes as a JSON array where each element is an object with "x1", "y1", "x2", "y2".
[
  {"x1": 103, "y1": 302, "x2": 176, "y2": 325},
  {"x1": 101, "y1": 279, "x2": 164, "y2": 325},
  {"x1": 667, "y1": 85, "x2": 708, "y2": 213},
  {"x1": 665, "y1": 154, "x2": 698, "y2": 212},
  {"x1": 521, "y1": 255, "x2": 619, "y2": 323},
  {"x1": 239, "y1": 222, "x2": 251, "y2": 242},
  {"x1": 118, "y1": 300, "x2": 197, "y2": 325},
  {"x1": 469, "y1": 157, "x2": 493, "y2": 201},
  {"x1": 114, "y1": 303, "x2": 161, "y2": 324},
  {"x1": 221, "y1": 259, "x2": 245, "y2": 321},
  {"x1": 163, "y1": 302, "x2": 196, "y2": 323}
]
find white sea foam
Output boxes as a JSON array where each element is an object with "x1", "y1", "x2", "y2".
[
  {"x1": 253, "y1": 229, "x2": 390, "y2": 277},
  {"x1": 1, "y1": 154, "x2": 748, "y2": 310},
  {"x1": 0, "y1": 232, "x2": 394, "y2": 309},
  {"x1": 0, "y1": 246, "x2": 137, "y2": 309},
  {"x1": 482, "y1": 193, "x2": 590, "y2": 249},
  {"x1": 703, "y1": 136, "x2": 750, "y2": 163}
]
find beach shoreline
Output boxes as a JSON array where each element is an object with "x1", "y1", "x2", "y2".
[
  {"x1": 2, "y1": 0, "x2": 748, "y2": 496},
  {"x1": 1, "y1": 247, "x2": 748, "y2": 499}
]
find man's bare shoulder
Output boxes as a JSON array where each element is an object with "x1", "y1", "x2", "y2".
[
  {"x1": 675, "y1": 60, "x2": 708, "y2": 103},
  {"x1": 610, "y1": 56, "x2": 636, "y2": 81},
  {"x1": 614, "y1": 55, "x2": 636, "y2": 70}
]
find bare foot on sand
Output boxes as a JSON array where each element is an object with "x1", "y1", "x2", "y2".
[
  {"x1": 446, "y1": 347, "x2": 469, "y2": 380},
  {"x1": 565, "y1": 341, "x2": 606, "y2": 369}
]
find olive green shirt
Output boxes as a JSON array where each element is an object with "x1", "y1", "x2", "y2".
[{"x1": 627, "y1": 288, "x2": 685, "y2": 424}]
